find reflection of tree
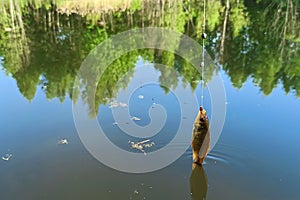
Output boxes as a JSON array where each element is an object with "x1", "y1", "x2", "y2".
[
  {"x1": 0, "y1": 0, "x2": 215, "y2": 103},
  {"x1": 0, "y1": 0, "x2": 299, "y2": 110},
  {"x1": 0, "y1": 0, "x2": 30, "y2": 75},
  {"x1": 220, "y1": 0, "x2": 300, "y2": 96},
  {"x1": 153, "y1": 50, "x2": 179, "y2": 93},
  {"x1": 259, "y1": 0, "x2": 300, "y2": 96},
  {"x1": 91, "y1": 52, "x2": 138, "y2": 118}
]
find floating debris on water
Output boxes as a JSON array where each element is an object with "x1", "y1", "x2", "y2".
[
  {"x1": 109, "y1": 101, "x2": 119, "y2": 108},
  {"x1": 119, "y1": 102, "x2": 127, "y2": 107},
  {"x1": 2, "y1": 154, "x2": 12, "y2": 161},
  {"x1": 58, "y1": 138, "x2": 68, "y2": 145},
  {"x1": 134, "y1": 189, "x2": 139, "y2": 194},
  {"x1": 131, "y1": 116, "x2": 141, "y2": 121},
  {"x1": 130, "y1": 143, "x2": 145, "y2": 154},
  {"x1": 138, "y1": 95, "x2": 144, "y2": 99},
  {"x1": 137, "y1": 139, "x2": 150, "y2": 144},
  {"x1": 129, "y1": 139, "x2": 155, "y2": 155},
  {"x1": 143, "y1": 142, "x2": 155, "y2": 148},
  {"x1": 109, "y1": 100, "x2": 128, "y2": 108}
]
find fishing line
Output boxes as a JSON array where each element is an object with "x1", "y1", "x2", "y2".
[{"x1": 201, "y1": 0, "x2": 207, "y2": 106}]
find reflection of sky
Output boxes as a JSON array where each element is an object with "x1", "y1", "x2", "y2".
[
  {"x1": 0, "y1": 67, "x2": 75, "y2": 155},
  {"x1": 98, "y1": 62, "x2": 183, "y2": 153},
  {"x1": 1, "y1": 59, "x2": 300, "y2": 151},
  {"x1": 1, "y1": 57, "x2": 300, "y2": 198},
  {"x1": 1, "y1": 60, "x2": 299, "y2": 155},
  {"x1": 99, "y1": 82, "x2": 181, "y2": 153},
  {"x1": 218, "y1": 69, "x2": 300, "y2": 191}
]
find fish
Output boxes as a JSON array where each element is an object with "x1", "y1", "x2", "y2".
[{"x1": 191, "y1": 106, "x2": 210, "y2": 164}]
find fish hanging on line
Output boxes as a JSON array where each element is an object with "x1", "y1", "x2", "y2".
[{"x1": 191, "y1": 106, "x2": 210, "y2": 165}]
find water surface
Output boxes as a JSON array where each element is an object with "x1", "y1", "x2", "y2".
[{"x1": 0, "y1": 0, "x2": 300, "y2": 199}]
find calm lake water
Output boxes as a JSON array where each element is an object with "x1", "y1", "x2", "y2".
[{"x1": 0, "y1": 0, "x2": 300, "y2": 199}]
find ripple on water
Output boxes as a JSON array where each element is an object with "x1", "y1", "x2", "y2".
[{"x1": 185, "y1": 142, "x2": 259, "y2": 173}]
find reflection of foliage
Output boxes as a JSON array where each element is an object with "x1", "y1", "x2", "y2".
[
  {"x1": 154, "y1": 50, "x2": 178, "y2": 93},
  {"x1": 91, "y1": 52, "x2": 139, "y2": 117},
  {"x1": 229, "y1": 1, "x2": 249, "y2": 37},
  {"x1": 0, "y1": 0, "x2": 29, "y2": 73},
  {"x1": 220, "y1": 0, "x2": 300, "y2": 96},
  {"x1": 191, "y1": 0, "x2": 223, "y2": 38},
  {"x1": 0, "y1": 0, "x2": 299, "y2": 113}
]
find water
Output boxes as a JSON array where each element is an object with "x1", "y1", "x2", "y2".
[{"x1": 0, "y1": 0, "x2": 300, "y2": 199}]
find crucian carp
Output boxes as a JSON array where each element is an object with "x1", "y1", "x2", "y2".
[{"x1": 191, "y1": 106, "x2": 210, "y2": 164}]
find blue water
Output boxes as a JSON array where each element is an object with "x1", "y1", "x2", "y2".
[{"x1": 1, "y1": 59, "x2": 300, "y2": 199}]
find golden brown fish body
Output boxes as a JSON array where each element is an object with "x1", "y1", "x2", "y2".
[{"x1": 191, "y1": 107, "x2": 210, "y2": 164}]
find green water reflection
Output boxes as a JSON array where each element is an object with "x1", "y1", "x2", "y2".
[
  {"x1": 190, "y1": 163, "x2": 208, "y2": 200},
  {"x1": 0, "y1": 0, "x2": 299, "y2": 104}
]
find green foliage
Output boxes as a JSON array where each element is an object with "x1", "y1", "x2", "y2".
[{"x1": 131, "y1": 0, "x2": 141, "y2": 11}]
